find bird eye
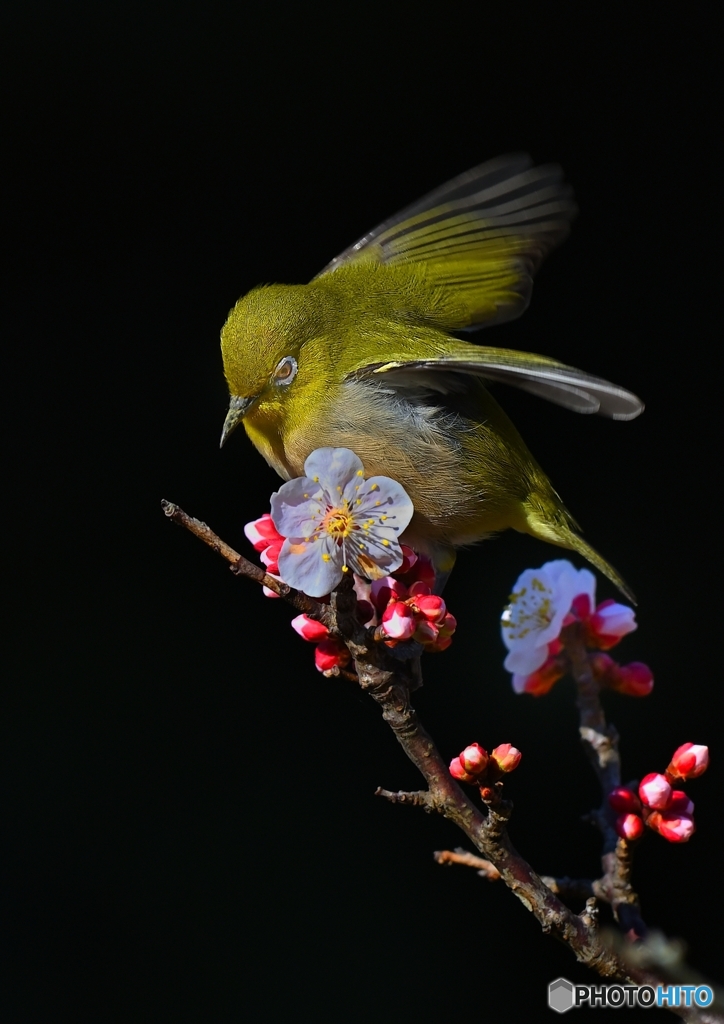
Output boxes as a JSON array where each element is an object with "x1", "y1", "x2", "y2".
[{"x1": 273, "y1": 355, "x2": 298, "y2": 386}]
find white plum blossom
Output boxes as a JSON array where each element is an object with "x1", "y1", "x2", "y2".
[
  {"x1": 501, "y1": 561, "x2": 596, "y2": 676},
  {"x1": 270, "y1": 448, "x2": 414, "y2": 598}
]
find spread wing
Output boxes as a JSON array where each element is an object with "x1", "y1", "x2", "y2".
[
  {"x1": 351, "y1": 346, "x2": 644, "y2": 420},
  {"x1": 315, "y1": 154, "x2": 576, "y2": 330}
]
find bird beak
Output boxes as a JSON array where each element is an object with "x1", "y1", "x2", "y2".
[{"x1": 220, "y1": 395, "x2": 255, "y2": 448}]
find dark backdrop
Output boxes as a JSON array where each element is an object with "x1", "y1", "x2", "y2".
[{"x1": 2, "y1": 4, "x2": 720, "y2": 1021}]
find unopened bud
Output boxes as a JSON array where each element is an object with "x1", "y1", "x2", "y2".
[
  {"x1": 638, "y1": 772, "x2": 672, "y2": 810},
  {"x1": 449, "y1": 756, "x2": 476, "y2": 784},
  {"x1": 260, "y1": 539, "x2": 283, "y2": 574},
  {"x1": 491, "y1": 743, "x2": 522, "y2": 773},
  {"x1": 608, "y1": 787, "x2": 641, "y2": 815},
  {"x1": 669, "y1": 790, "x2": 694, "y2": 815},
  {"x1": 615, "y1": 813, "x2": 644, "y2": 841},
  {"x1": 587, "y1": 598, "x2": 637, "y2": 649},
  {"x1": 291, "y1": 614, "x2": 330, "y2": 643},
  {"x1": 413, "y1": 619, "x2": 439, "y2": 644},
  {"x1": 415, "y1": 594, "x2": 447, "y2": 623},
  {"x1": 614, "y1": 662, "x2": 654, "y2": 697},
  {"x1": 667, "y1": 743, "x2": 709, "y2": 780},
  {"x1": 513, "y1": 652, "x2": 566, "y2": 696},
  {"x1": 437, "y1": 612, "x2": 457, "y2": 638},
  {"x1": 648, "y1": 811, "x2": 696, "y2": 843},
  {"x1": 244, "y1": 513, "x2": 282, "y2": 552},
  {"x1": 459, "y1": 743, "x2": 489, "y2": 776},
  {"x1": 314, "y1": 639, "x2": 350, "y2": 674},
  {"x1": 380, "y1": 601, "x2": 416, "y2": 640}
]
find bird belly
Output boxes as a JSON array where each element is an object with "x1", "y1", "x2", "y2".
[{"x1": 284, "y1": 379, "x2": 529, "y2": 549}]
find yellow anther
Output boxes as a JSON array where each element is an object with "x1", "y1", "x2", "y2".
[
  {"x1": 322, "y1": 553, "x2": 331, "y2": 562},
  {"x1": 356, "y1": 470, "x2": 364, "y2": 476}
]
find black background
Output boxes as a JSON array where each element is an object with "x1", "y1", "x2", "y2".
[{"x1": 2, "y1": 3, "x2": 720, "y2": 1021}]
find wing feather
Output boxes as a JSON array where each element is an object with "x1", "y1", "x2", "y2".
[
  {"x1": 316, "y1": 155, "x2": 576, "y2": 329},
  {"x1": 353, "y1": 352, "x2": 643, "y2": 421}
]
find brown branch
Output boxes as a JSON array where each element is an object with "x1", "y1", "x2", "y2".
[
  {"x1": 164, "y1": 501, "x2": 722, "y2": 1021},
  {"x1": 563, "y1": 624, "x2": 646, "y2": 939},
  {"x1": 161, "y1": 499, "x2": 329, "y2": 620}
]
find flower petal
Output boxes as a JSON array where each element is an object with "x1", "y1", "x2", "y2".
[
  {"x1": 270, "y1": 479, "x2": 325, "y2": 539},
  {"x1": 303, "y1": 448, "x2": 363, "y2": 496},
  {"x1": 277, "y1": 535, "x2": 342, "y2": 597}
]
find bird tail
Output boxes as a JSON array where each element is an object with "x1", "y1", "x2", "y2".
[{"x1": 523, "y1": 505, "x2": 635, "y2": 604}]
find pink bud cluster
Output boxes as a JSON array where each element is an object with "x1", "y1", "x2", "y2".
[
  {"x1": 518, "y1": 606, "x2": 652, "y2": 699},
  {"x1": 608, "y1": 743, "x2": 709, "y2": 844},
  {"x1": 244, "y1": 513, "x2": 286, "y2": 598},
  {"x1": 372, "y1": 551, "x2": 457, "y2": 652},
  {"x1": 291, "y1": 614, "x2": 351, "y2": 676},
  {"x1": 449, "y1": 742, "x2": 522, "y2": 786},
  {"x1": 245, "y1": 516, "x2": 459, "y2": 674}
]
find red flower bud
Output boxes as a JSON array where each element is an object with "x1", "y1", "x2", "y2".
[
  {"x1": 437, "y1": 612, "x2": 457, "y2": 638},
  {"x1": 408, "y1": 580, "x2": 432, "y2": 598},
  {"x1": 370, "y1": 576, "x2": 408, "y2": 613},
  {"x1": 380, "y1": 601, "x2": 416, "y2": 640},
  {"x1": 669, "y1": 790, "x2": 694, "y2": 815},
  {"x1": 515, "y1": 652, "x2": 566, "y2": 696},
  {"x1": 449, "y1": 756, "x2": 476, "y2": 784},
  {"x1": 638, "y1": 773, "x2": 672, "y2": 810},
  {"x1": 608, "y1": 787, "x2": 641, "y2": 815},
  {"x1": 615, "y1": 813, "x2": 644, "y2": 841},
  {"x1": 413, "y1": 619, "x2": 439, "y2": 644},
  {"x1": 415, "y1": 594, "x2": 447, "y2": 623},
  {"x1": 314, "y1": 639, "x2": 350, "y2": 674},
  {"x1": 291, "y1": 614, "x2": 330, "y2": 643},
  {"x1": 260, "y1": 539, "x2": 283, "y2": 574},
  {"x1": 614, "y1": 662, "x2": 654, "y2": 697},
  {"x1": 647, "y1": 811, "x2": 695, "y2": 843},
  {"x1": 459, "y1": 743, "x2": 489, "y2": 776},
  {"x1": 491, "y1": 743, "x2": 522, "y2": 773},
  {"x1": 244, "y1": 513, "x2": 283, "y2": 551},
  {"x1": 667, "y1": 743, "x2": 709, "y2": 780}
]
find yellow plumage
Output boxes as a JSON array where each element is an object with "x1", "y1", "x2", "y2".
[{"x1": 220, "y1": 155, "x2": 643, "y2": 598}]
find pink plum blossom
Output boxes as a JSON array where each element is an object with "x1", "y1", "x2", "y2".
[{"x1": 270, "y1": 448, "x2": 414, "y2": 598}]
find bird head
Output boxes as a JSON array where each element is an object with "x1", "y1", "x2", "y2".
[{"x1": 219, "y1": 283, "x2": 325, "y2": 447}]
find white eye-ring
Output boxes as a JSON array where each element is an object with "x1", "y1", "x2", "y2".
[{"x1": 273, "y1": 355, "x2": 298, "y2": 386}]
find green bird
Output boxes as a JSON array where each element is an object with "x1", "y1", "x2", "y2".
[{"x1": 220, "y1": 154, "x2": 642, "y2": 598}]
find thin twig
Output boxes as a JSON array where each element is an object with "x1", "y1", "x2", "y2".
[{"x1": 434, "y1": 848, "x2": 501, "y2": 880}]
